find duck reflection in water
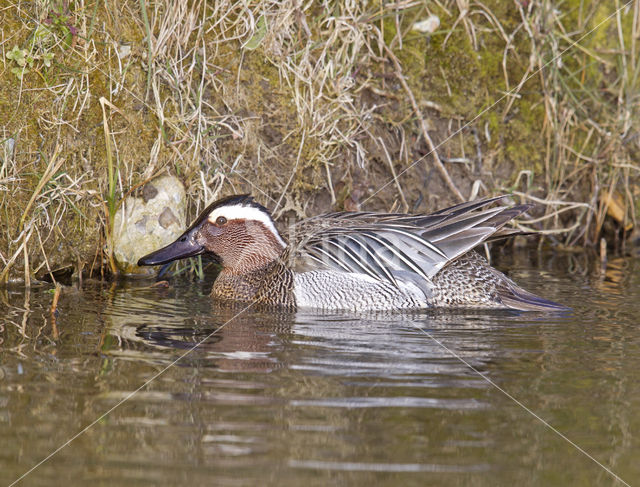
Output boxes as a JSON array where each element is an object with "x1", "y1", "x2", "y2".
[{"x1": 101, "y1": 280, "x2": 541, "y2": 377}]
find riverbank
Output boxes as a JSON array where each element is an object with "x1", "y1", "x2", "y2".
[{"x1": 1, "y1": 1, "x2": 638, "y2": 284}]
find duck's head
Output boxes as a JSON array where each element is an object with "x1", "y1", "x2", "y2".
[{"x1": 138, "y1": 194, "x2": 286, "y2": 273}]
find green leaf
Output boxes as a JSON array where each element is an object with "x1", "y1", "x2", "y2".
[
  {"x1": 33, "y1": 24, "x2": 52, "y2": 42},
  {"x1": 11, "y1": 66, "x2": 29, "y2": 78},
  {"x1": 42, "y1": 52, "x2": 55, "y2": 67},
  {"x1": 63, "y1": 30, "x2": 73, "y2": 49},
  {"x1": 6, "y1": 45, "x2": 26, "y2": 63},
  {"x1": 244, "y1": 15, "x2": 267, "y2": 50}
]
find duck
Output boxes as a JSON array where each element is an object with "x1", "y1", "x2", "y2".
[{"x1": 137, "y1": 194, "x2": 566, "y2": 312}]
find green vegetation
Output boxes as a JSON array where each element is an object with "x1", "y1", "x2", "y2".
[{"x1": 0, "y1": 0, "x2": 638, "y2": 284}]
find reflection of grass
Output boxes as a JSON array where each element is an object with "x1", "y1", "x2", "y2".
[
  {"x1": 161, "y1": 256, "x2": 207, "y2": 281},
  {"x1": 0, "y1": 0, "x2": 638, "y2": 283}
]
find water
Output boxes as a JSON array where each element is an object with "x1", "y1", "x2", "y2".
[{"x1": 1, "y1": 251, "x2": 639, "y2": 486}]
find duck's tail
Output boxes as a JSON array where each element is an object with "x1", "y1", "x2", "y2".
[{"x1": 499, "y1": 282, "x2": 570, "y2": 312}]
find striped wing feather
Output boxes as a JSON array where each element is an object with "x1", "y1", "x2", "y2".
[{"x1": 291, "y1": 196, "x2": 530, "y2": 287}]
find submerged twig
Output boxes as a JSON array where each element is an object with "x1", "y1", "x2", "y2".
[{"x1": 50, "y1": 284, "x2": 62, "y2": 340}]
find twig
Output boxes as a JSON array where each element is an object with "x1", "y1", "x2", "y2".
[
  {"x1": 18, "y1": 147, "x2": 64, "y2": 232},
  {"x1": 377, "y1": 136, "x2": 409, "y2": 212},
  {"x1": 50, "y1": 284, "x2": 62, "y2": 340},
  {"x1": 382, "y1": 44, "x2": 465, "y2": 202},
  {"x1": 274, "y1": 129, "x2": 306, "y2": 215},
  {"x1": 99, "y1": 97, "x2": 121, "y2": 277},
  {"x1": 599, "y1": 237, "x2": 607, "y2": 268},
  {"x1": 139, "y1": 0, "x2": 153, "y2": 101}
]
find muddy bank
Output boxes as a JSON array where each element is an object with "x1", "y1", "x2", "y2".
[{"x1": 1, "y1": 1, "x2": 638, "y2": 284}]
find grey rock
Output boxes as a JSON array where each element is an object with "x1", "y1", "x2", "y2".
[
  {"x1": 142, "y1": 183, "x2": 158, "y2": 202},
  {"x1": 112, "y1": 175, "x2": 186, "y2": 276},
  {"x1": 158, "y1": 207, "x2": 179, "y2": 229}
]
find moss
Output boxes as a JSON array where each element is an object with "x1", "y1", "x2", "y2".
[{"x1": 376, "y1": 0, "x2": 548, "y2": 188}]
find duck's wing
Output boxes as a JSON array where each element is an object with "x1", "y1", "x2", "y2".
[{"x1": 287, "y1": 196, "x2": 531, "y2": 287}]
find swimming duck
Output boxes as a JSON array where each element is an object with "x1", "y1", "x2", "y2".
[{"x1": 138, "y1": 194, "x2": 565, "y2": 311}]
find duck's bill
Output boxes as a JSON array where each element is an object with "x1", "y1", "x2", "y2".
[{"x1": 137, "y1": 235, "x2": 204, "y2": 266}]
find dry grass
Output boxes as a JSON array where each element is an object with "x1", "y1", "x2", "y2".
[
  {"x1": 506, "y1": 1, "x2": 640, "y2": 248},
  {"x1": 0, "y1": 0, "x2": 638, "y2": 284}
]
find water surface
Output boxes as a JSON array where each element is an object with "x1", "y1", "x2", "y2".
[{"x1": 1, "y1": 251, "x2": 639, "y2": 486}]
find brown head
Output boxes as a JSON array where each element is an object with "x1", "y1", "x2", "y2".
[{"x1": 138, "y1": 195, "x2": 286, "y2": 274}]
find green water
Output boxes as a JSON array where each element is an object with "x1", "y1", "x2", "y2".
[{"x1": 1, "y1": 251, "x2": 639, "y2": 486}]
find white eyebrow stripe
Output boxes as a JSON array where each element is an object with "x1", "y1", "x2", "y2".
[{"x1": 207, "y1": 204, "x2": 286, "y2": 247}]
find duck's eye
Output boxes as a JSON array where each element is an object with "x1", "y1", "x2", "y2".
[{"x1": 216, "y1": 216, "x2": 227, "y2": 225}]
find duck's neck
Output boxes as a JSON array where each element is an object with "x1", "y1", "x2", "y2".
[{"x1": 211, "y1": 260, "x2": 295, "y2": 308}]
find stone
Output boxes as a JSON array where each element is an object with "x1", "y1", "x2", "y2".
[
  {"x1": 142, "y1": 183, "x2": 158, "y2": 202},
  {"x1": 112, "y1": 175, "x2": 186, "y2": 276},
  {"x1": 158, "y1": 207, "x2": 179, "y2": 229},
  {"x1": 412, "y1": 15, "x2": 440, "y2": 34},
  {"x1": 118, "y1": 43, "x2": 131, "y2": 58}
]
